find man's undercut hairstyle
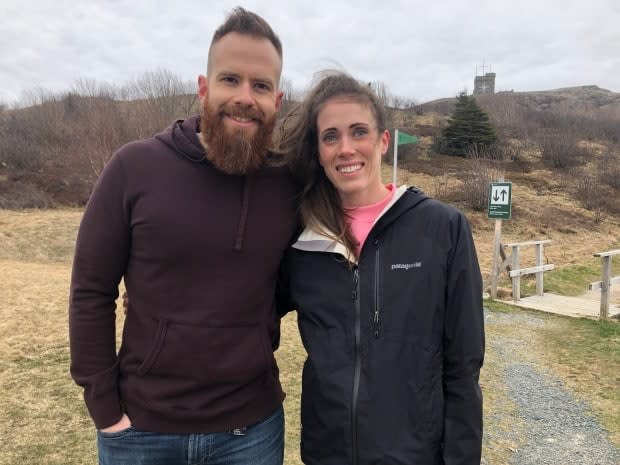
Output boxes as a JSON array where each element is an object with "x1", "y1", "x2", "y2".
[{"x1": 208, "y1": 7, "x2": 282, "y2": 71}]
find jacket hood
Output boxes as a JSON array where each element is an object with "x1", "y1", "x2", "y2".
[
  {"x1": 292, "y1": 185, "x2": 429, "y2": 261},
  {"x1": 155, "y1": 115, "x2": 206, "y2": 164}
]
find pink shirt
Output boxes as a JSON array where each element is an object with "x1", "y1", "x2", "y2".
[{"x1": 345, "y1": 184, "x2": 395, "y2": 257}]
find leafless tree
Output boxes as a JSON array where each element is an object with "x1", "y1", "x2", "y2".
[
  {"x1": 597, "y1": 145, "x2": 620, "y2": 189},
  {"x1": 573, "y1": 171, "x2": 609, "y2": 223},
  {"x1": 129, "y1": 68, "x2": 196, "y2": 133},
  {"x1": 278, "y1": 76, "x2": 300, "y2": 118}
]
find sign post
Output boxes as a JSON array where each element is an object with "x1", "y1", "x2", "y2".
[{"x1": 488, "y1": 181, "x2": 512, "y2": 298}]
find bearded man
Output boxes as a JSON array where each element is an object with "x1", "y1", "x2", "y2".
[{"x1": 69, "y1": 8, "x2": 297, "y2": 465}]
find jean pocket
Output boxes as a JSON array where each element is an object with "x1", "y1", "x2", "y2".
[{"x1": 98, "y1": 426, "x2": 136, "y2": 439}]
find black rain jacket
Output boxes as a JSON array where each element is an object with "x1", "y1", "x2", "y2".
[{"x1": 280, "y1": 187, "x2": 484, "y2": 465}]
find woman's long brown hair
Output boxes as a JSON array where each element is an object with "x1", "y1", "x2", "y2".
[{"x1": 277, "y1": 72, "x2": 388, "y2": 259}]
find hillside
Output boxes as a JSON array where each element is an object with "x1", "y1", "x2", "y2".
[
  {"x1": 418, "y1": 85, "x2": 620, "y2": 115},
  {"x1": 1, "y1": 86, "x2": 619, "y2": 282}
]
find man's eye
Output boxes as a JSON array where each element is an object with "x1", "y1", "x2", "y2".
[
  {"x1": 255, "y1": 82, "x2": 271, "y2": 92},
  {"x1": 222, "y1": 76, "x2": 238, "y2": 84}
]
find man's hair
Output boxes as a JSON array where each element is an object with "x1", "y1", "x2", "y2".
[
  {"x1": 208, "y1": 7, "x2": 282, "y2": 71},
  {"x1": 277, "y1": 72, "x2": 387, "y2": 260}
]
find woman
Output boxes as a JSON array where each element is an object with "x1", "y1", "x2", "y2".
[{"x1": 278, "y1": 73, "x2": 485, "y2": 465}]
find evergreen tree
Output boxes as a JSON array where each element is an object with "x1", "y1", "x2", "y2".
[{"x1": 442, "y1": 92, "x2": 497, "y2": 156}]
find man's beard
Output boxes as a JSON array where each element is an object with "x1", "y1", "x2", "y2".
[{"x1": 199, "y1": 101, "x2": 276, "y2": 175}]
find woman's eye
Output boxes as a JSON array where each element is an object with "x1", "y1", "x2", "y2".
[
  {"x1": 322, "y1": 134, "x2": 337, "y2": 143},
  {"x1": 353, "y1": 127, "x2": 368, "y2": 137}
]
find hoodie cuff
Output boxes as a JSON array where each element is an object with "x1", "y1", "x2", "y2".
[{"x1": 82, "y1": 361, "x2": 124, "y2": 429}]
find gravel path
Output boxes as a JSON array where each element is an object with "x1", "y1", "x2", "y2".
[{"x1": 484, "y1": 310, "x2": 620, "y2": 465}]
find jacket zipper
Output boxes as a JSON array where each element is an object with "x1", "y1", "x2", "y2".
[
  {"x1": 373, "y1": 244, "x2": 381, "y2": 339},
  {"x1": 351, "y1": 266, "x2": 361, "y2": 465}
]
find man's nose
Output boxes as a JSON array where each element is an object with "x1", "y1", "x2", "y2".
[{"x1": 233, "y1": 82, "x2": 255, "y2": 106}]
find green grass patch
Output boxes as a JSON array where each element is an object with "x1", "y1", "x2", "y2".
[
  {"x1": 484, "y1": 299, "x2": 521, "y2": 313},
  {"x1": 519, "y1": 257, "x2": 620, "y2": 297}
]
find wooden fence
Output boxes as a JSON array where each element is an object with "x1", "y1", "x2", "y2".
[
  {"x1": 589, "y1": 249, "x2": 620, "y2": 319},
  {"x1": 503, "y1": 240, "x2": 554, "y2": 302}
]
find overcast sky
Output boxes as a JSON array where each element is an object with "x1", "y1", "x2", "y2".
[{"x1": 1, "y1": 0, "x2": 618, "y2": 106}]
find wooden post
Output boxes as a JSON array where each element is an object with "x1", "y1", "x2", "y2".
[
  {"x1": 490, "y1": 219, "x2": 502, "y2": 299},
  {"x1": 600, "y1": 256, "x2": 611, "y2": 320},
  {"x1": 511, "y1": 245, "x2": 520, "y2": 301},
  {"x1": 535, "y1": 242, "x2": 544, "y2": 296}
]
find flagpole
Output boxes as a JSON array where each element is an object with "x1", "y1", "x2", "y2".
[{"x1": 393, "y1": 129, "x2": 399, "y2": 186}]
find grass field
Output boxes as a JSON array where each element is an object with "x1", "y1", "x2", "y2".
[{"x1": 0, "y1": 208, "x2": 618, "y2": 465}]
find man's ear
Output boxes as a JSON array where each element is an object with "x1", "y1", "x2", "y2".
[
  {"x1": 275, "y1": 90, "x2": 284, "y2": 112},
  {"x1": 198, "y1": 74, "x2": 208, "y2": 100}
]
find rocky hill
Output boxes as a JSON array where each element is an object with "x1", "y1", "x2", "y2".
[{"x1": 418, "y1": 85, "x2": 620, "y2": 115}]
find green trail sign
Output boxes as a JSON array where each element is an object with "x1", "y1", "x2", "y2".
[{"x1": 488, "y1": 182, "x2": 512, "y2": 220}]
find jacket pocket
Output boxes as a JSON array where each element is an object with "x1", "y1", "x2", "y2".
[{"x1": 136, "y1": 318, "x2": 272, "y2": 384}]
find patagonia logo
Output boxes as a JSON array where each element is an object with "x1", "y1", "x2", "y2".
[{"x1": 391, "y1": 262, "x2": 422, "y2": 270}]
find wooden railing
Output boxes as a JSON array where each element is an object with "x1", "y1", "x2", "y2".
[
  {"x1": 589, "y1": 249, "x2": 620, "y2": 319},
  {"x1": 503, "y1": 240, "x2": 554, "y2": 301}
]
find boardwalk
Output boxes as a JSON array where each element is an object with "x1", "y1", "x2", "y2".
[{"x1": 503, "y1": 289, "x2": 620, "y2": 319}]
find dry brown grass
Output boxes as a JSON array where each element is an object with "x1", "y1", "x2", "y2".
[
  {"x1": 0, "y1": 210, "x2": 120, "y2": 465},
  {"x1": 0, "y1": 208, "x2": 82, "y2": 263},
  {"x1": 0, "y1": 258, "x2": 98, "y2": 465}
]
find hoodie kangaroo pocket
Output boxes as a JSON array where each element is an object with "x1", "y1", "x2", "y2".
[{"x1": 136, "y1": 318, "x2": 271, "y2": 383}]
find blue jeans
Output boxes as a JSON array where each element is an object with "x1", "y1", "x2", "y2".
[{"x1": 97, "y1": 406, "x2": 284, "y2": 465}]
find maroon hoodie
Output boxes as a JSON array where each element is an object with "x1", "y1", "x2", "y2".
[{"x1": 69, "y1": 116, "x2": 298, "y2": 433}]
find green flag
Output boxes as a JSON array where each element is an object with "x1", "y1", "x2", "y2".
[{"x1": 397, "y1": 131, "x2": 419, "y2": 145}]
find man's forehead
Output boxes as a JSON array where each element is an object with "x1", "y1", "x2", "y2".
[{"x1": 208, "y1": 32, "x2": 282, "y2": 77}]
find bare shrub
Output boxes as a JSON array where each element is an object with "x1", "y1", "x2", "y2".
[
  {"x1": 0, "y1": 182, "x2": 54, "y2": 209},
  {"x1": 537, "y1": 132, "x2": 586, "y2": 168},
  {"x1": 430, "y1": 168, "x2": 450, "y2": 200},
  {"x1": 574, "y1": 173, "x2": 600, "y2": 210},
  {"x1": 466, "y1": 143, "x2": 504, "y2": 161},
  {"x1": 573, "y1": 171, "x2": 608, "y2": 223},
  {"x1": 0, "y1": 108, "x2": 55, "y2": 172},
  {"x1": 459, "y1": 151, "x2": 503, "y2": 211},
  {"x1": 478, "y1": 93, "x2": 529, "y2": 139},
  {"x1": 597, "y1": 146, "x2": 620, "y2": 189}
]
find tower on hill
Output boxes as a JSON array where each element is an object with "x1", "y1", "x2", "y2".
[{"x1": 474, "y1": 63, "x2": 496, "y2": 95}]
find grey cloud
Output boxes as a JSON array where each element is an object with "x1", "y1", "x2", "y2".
[{"x1": 1, "y1": 0, "x2": 618, "y2": 106}]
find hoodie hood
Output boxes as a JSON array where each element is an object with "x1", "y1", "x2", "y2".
[
  {"x1": 155, "y1": 115, "x2": 206, "y2": 164},
  {"x1": 155, "y1": 115, "x2": 256, "y2": 251}
]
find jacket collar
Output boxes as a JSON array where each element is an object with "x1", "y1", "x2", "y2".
[{"x1": 292, "y1": 185, "x2": 413, "y2": 260}]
